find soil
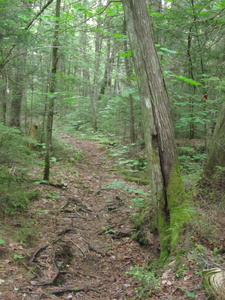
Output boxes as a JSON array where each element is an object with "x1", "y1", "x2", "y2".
[{"x1": 0, "y1": 133, "x2": 213, "y2": 299}]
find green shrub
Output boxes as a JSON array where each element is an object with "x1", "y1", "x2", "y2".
[{"x1": 0, "y1": 123, "x2": 37, "y2": 214}]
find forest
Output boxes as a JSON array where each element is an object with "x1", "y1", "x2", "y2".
[{"x1": 0, "y1": 0, "x2": 225, "y2": 299}]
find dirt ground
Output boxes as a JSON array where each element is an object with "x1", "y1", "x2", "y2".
[{"x1": 0, "y1": 133, "x2": 209, "y2": 299}]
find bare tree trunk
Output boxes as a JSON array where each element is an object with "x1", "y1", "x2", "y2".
[
  {"x1": 186, "y1": 26, "x2": 196, "y2": 140},
  {"x1": 43, "y1": 0, "x2": 61, "y2": 180},
  {"x1": 10, "y1": 55, "x2": 26, "y2": 128},
  {"x1": 122, "y1": 0, "x2": 189, "y2": 258},
  {"x1": 128, "y1": 94, "x2": 135, "y2": 143},
  {"x1": 0, "y1": 72, "x2": 9, "y2": 125},
  {"x1": 123, "y1": 23, "x2": 136, "y2": 143},
  {"x1": 91, "y1": 15, "x2": 102, "y2": 131},
  {"x1": 204, "y1": 101, "x2": 225, "y2": 177}
]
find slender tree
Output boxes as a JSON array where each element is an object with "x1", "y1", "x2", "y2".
[
  {"x1": 122, "y1": 0, "x2": 189, "y2": 258},
  {"x1": 44, "y1": 0, "x2": 61, "y2": 180},
  {"x1": 204, "y1": 101, "x2": 225, "y2": 178}
]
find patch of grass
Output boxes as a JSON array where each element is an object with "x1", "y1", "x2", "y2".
[{"x1": 14, "y1": 220, "x2": 39, "y2": 245}]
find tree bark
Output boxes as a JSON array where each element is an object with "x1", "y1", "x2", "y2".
[
  {"x1": 43, "y1": 0, "x2": 61, "y2": 180},
  {"x1": 10, "y1": 59, "x2": 26, "y2": 128},
  {"x1": 122, "y1": 0, "x2": 189, "y2": 258},
  {"x1": 204, "y1": 101, "x2": 225, "y2": 177},
  {"x1": 91, "y1": 12, "x2": 102, "y2": 131},
  {"x1": 123, "y1": 24, "x2": 136, "y2": 143}
]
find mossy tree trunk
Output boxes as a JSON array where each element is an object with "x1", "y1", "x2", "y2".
[{"x1": 122, "y1": 0, "x2": 189, "y2": 259}]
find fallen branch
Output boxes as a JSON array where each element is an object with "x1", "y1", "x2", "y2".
[
  {"x1": 30, "y1": 247, "x2": 60, "y2": 286},
  {"x1": 49, "y1": 285, "x2": 99, "y2": 295},
  {"x1": 30, "y1": 244, "x2": 49, "y2": 263},
  {"x1": 69, "y1": 239, "x2": 86, "y2": 257},
  {"x1": 84, "y1": 240, "x2": 103, "y2": 255},
  {"x1": 57, "y1": 227, "x2": 78, "y2": 236}
]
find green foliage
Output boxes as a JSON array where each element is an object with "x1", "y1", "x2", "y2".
[
  {"x1": 172, "y1": 74, "x2": 201, "y2": 86},
  {"x1": 0, "y1": 171, "x2": 37, "y2": 214},
  {"x1": 0, "y1": 124, "x2": 38, "y2": 214},
  {"x1": 130, "y1": 196, "x2": 145, "y2": 208},
  {"x1": 124, "y1": 176, "x2": 149, "y2": 185},
  {"x1": 0, "y1": 238, "x2": 6, "y2": 245},
  {"x1": 14, "y1": 220, "x2": 39, "y2": 244},
  {"x1": 0, "y1": 124, "x2": 33, "y2": 165},
  {"x1": 101, "y1": 225, "x2": 116, "y2": 235},
  {"x1": 126, "y1": 265, "x2": 160, "y2": 298},
  {"x1": 102, "y1": 181, "x2": 149, "y2": 196}
]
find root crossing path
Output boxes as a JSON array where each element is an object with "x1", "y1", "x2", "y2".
[{"x1": 1, "y1": 134, "x2": 152, "y2": 300}]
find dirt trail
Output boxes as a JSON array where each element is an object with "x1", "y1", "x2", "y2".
[
  {"x1": 0, "y1": 134, "x2": 208, "y2": 300},
  {"x1": 0, "y1": 134, "x2": 152, "y2": 299}
]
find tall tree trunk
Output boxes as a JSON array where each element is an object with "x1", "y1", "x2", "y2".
[
  {"x1": 0, "y1": 72, "x2": 8, "y2": 125},
  {"x1": 124, "y1": 22, "x2": 136, "y2": 143},
  {"x1": 91, "y1": 16, "x2": 102, "y2": 131},
  {"x1": 204, "y1": 101, "x2": 225, "y2": 178},
  {"x1": 122, "y1": 0, "x2": 189, "y2": 259},
  {"x1": 128, "y1": 94, "x2": 135, "y2": 143},
  {"x1": 43, "y1": 0, "x2": 61, "y2": 180},
  {"x1": 186, "y1": 26, "x2": 196, "y2": 140},
  {"x1": 10, "y1": 55, "x2": 26, "y2": 128},
  {"x1": 98, "y1": 39, "x2": 114, "y2": 100}
]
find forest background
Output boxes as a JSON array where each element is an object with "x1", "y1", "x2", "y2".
[{"x1": 0, "y1": 0, "x2": 225, "y2": 298}]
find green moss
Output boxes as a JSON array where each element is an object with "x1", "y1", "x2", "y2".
[
  {"x1": 119, "y1": 170, "x2": 131, "y2": 175},
  {"x1": 157, "y1": 195, "x2": 170, "y2": 261},
  {"x1": 124, "y1": 176, "x2": 149, "y2": 185},
  {"x1": 167, "y1": 163, "x2": 190, "y2": 253},
  {"x1": 131, "y1": 231, "x2": 149, "y2": 245},
  {"x1": 130, "y1": 202, "x2": 157, "y2": 246},
  {"x1": 157, "y1": 163, "x2": 190, "y2": 260}
]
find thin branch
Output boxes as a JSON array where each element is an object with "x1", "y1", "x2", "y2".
[
  {"x1": 1, "y1": 0, "x2": 55, "y2": 69},
  {"x1": 62, "y1": 0, "x2": 116, "y2": 32},
  {"x1": 25, "y1": 0, "x2": 55, "y2": 31}
]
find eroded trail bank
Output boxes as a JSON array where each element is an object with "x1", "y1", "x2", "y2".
[{"x1": 0, "y1": 134, "x2": 152, "y2": 299}]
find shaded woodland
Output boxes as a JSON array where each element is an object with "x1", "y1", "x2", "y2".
[{"x1": 0, "y1": 0, "x2": 225, "y2": 299}]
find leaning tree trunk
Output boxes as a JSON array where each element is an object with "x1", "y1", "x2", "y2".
[
  {"x1": 43, "y1": 0, "x2": 61, "y2": 180},
  {"x1": 122, "y1": 0, "x2": 189, "y2": 259}
]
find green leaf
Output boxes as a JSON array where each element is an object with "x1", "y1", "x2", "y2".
[
  {"x1": 34, "y1": 180, "x2": 49, "y2": 185},
  {"x1": 173, "y1": 75, "x2": 202, "y2": 86},
  {"x1": 50, "y1": 157, "x2": 57, "y2": 163},
  {"x1": 0, "y1": 238, "x2": 5, "y2": 245},
  {"x1": 37, "y1": 209, "x2": 49, "y2": 215},
  {"x1": 120, "y1": 50, "x2": 132, "y2": 57},
  {"x1": 160, "y1": 47, "x2": 178, "y2": 54},
  {"x1": 14, "y1": 254, "x2": 23, "y2": 260}
]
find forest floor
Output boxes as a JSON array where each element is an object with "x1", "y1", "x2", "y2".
[{"x1": 0, "y1": 132, "x2": 221, "y2": 299}]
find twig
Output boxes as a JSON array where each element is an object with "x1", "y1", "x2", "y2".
[
  {"x1": 84, "y1": 239, "x2": 103, "y2": 255},
  {"x1": 19, "y1": 260, "x2": 39, "y2": 277},
  {"x1": 57, "y1": 227, "x2": 78, "y2": 236},
  {"x1": 30, "y1": 244, "x2": 49, "y2": 263},
  {"x1": 69, "y1": 240, "x2": 86, "y2": 258},
  {"x1": 74, "y1": 207, "x2": 87, "y2": 219}
]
